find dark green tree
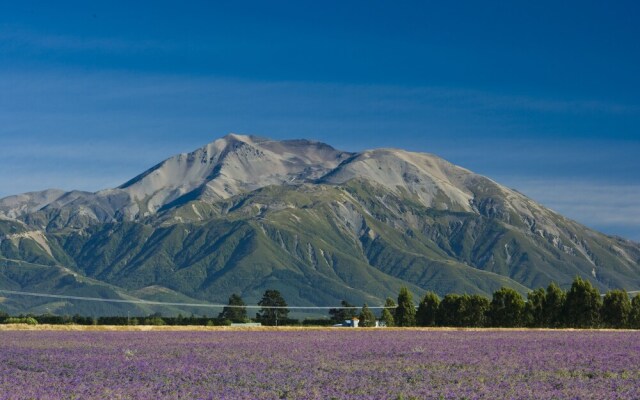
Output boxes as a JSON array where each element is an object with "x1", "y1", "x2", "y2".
[
  {"x1": 629, "y1": 295, "x2": 640, "y2": 329},
  {"x1": 143, "y1": 316, "x2": 166, "y2": 326},
  {"x1": 395, "y1": 287, "x2": 416, "y2": 327},
  {"x1": 218, "y1": 293, "x2": 248, "y2": 323},
  {"x1": 436, "y1": 294, "x2": 462, "y2": 327},
  {"x1": 359, "y1": 303, "x2": 377, "y2": 327},
  {"x1": 460, "y1": 294, "x2": 490, "y2": 327},
  {"x1": 381, "y1": 297, "x2": 396, "y2": 327},
  {"x1": 328, "y1": 300, "x2": 357, "y2": 324},
  {"x1": 416, "y1": 291, "x2": 440, "y2": 327},
  {"x1": 525, "y1": 288, "x2": 546, "y2": 327},
  {"x1": 256, "y1": 290, "x2": 289, "y2": 326},
  {"x1": 385, "y1": 297, "x2": 397, "y2": 318},
  {"x1": 489, "y1": 287, "x2": 525, "y2": 327},
  {"x1": 601, "y1": 289, "x2": 631, "y2": 328},
  {"x1": 564, "y1": 277, "x2": 601, "y2": 328},
  {"x1": 544, "y1": 282, "x2": 566, "y2": 327}
]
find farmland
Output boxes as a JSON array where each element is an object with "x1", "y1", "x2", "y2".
[{"x1": 0, "y1": 329, "x2": 639, "y2": 399}]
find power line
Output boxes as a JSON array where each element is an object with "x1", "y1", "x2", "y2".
[{"x1": 0, "y1": 289, "x2": 395, "y2": 309}]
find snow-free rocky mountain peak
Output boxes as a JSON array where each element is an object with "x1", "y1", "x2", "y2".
[
  {"x1": 0, "y1": 134, "x2": 638, "y2": 316},
  {"x1": 0, "y1": 134, "x2": 506, "y2": 220},
  {"x1": 1, "y1": 134, "x2": 350, "y2": 221}
]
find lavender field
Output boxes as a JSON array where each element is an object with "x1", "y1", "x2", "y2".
[{"x1": 0, "y1": 329, "x2": 639, "y2": 399}]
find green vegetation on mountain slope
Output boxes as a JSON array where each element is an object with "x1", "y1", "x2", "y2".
[{"x1": 2, "y1": 177, "x2": 638, "y2": 316}]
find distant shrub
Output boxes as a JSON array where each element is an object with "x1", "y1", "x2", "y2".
[
  {"x1": 396, "y1": 287, "x2": 416, "y2": 327},
  {"x1": 4, "y1": 317, "x2": 38, "y2": 325},
  {"x1": 143, "y1": 317, "x2": 166, "y2": 326},
  {"x1": 302, "y1": 318, "x2": 333, "y2": 326}
]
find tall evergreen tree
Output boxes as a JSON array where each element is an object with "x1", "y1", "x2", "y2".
[
  {"x1": 525, "y1": 288, "x2": 546, "y2": 327},
  {"x1": 256, "y1": 290, "x2": 289, "y2": 326},
  {"x1": 544, "y1": 282, "x2": 566, "y2": 327},
  {"x1": 601, "y1": 289, "x2": 631, "y2": 328},
  {"x1": 328, "y1": 300, "x2": 357, "y2": 324},
  {"x1": 359, "y1": 303, "x2": 377, "y2": 327},
  {"x1": 416, "y1": 291, "x2": 440, "y2": 327},
  {"x1": 436, "y1": 293, "x2": 462, "y2": 327},
  {"x1": 460, "y1": 294, "x2": 490, "y2": 327},
  {"x1": 384, "y1": 297, "x2": 397, "y2": 318},
  {"x1": 489, "y1": 287, "x2": 525, "y2": 327},
  {"x1": 218, "y1": 293, "x2": 248, "y2": 323},
  {"x1": 381, "y1": 297, "x2": 396, "y2": 327},
  {"x1": 629, "y1": 295, "x2": 640, "y2": 329},
  {"x1": 395, "y1": 287, "x2": 416, "y2": 327},
  {"x1": 564, "y1": 277, "x2": 602, "y2": 328}
]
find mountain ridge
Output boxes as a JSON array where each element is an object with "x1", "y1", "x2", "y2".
[{"x1": 0, "y1": 134, "x2": 638, "y2": 316}]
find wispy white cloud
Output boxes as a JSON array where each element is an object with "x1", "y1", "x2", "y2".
[
  {"x1": 0, "y1": 26, "x2": 175, "y2": 53},
  {"x1": 1, "y1": 69, "x2": 638, "y2": 157},
  {"x1": 0, "y1": 172, "x2": 123, "y2": 197},
  {"x1": 510, "y1": 180, "x2": 640, "y2": 240},
  {"x1": 0, "y1": 69, "x2": 637, "y2": 240},
  {"x1": 1, "y1": 68, "x2": 638, "y2": 164},
  {"x1": 0, "y1": 139, "x2": 163, "y2": 165},
  {"x1": 0, "y1": 61, "x2": 638, "y2": 119},
  {"x1": 432, "y1": 88, "x2": 640, "y2": 115}
]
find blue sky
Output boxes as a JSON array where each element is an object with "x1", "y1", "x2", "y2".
[{"x1": 1, "y1": 1, "x2": 639, "y2": 240}]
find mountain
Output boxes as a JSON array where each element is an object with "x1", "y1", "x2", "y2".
[{"x1": 1, "y1": 134, "x2": 639, "y2": 316}]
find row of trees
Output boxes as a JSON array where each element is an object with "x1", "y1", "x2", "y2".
[
  {"x1": 0, "y1": 312, "x2": 231, "y2": 326},
  {"x1": 0, "y1": 290, "x2": 295, "y2": 327},
  {"x1": 3, "y1": 279, "x2": 639, "y2": 328},
  {"x1": 382, "y1": 277, "x2": 640, "y2": 329},
  {"x1": 328, "y1": 300, "x2": 377, "y2": 326},
  {"x1": 218, "y1": 290, "x2": 293, "y2": 326}
]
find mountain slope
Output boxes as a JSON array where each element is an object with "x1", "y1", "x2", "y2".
[{"x1": 0, "y1": 134, "x2": 638, "y2": 315}]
